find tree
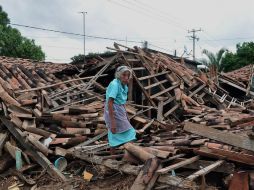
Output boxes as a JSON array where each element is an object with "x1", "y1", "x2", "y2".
[
  {"x1": 200, "y1": 48, "x2": 228, "y2": 72},
  {"x1": 221, "y1": 42, "x2": 254, "y2": 72},
  {"x1": 0, "y1": 6, "x2": 45, "y2": 61}
]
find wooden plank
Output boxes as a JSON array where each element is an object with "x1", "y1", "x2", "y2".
[
  {"x1": 128, "y1": 77, "x2": 133, "y2": 101},
  {"x1": 144, "y1": 79, "x2": 168, "y2": 90},
  {"x1": 138, "y1": 119, "x2": 154, "y2": 133},
  {"x1": 15, "y1": 74, "x2": 108, "y2": 93},
  {"x1": 163, "y1": 96, "x2": 176, "y2": 106},
  {"x1": 175, "y1": 158, "x2": 234, "y2": 174},
  {"x1": 68, "y1": 130, "x2": 107, "y2": 152},
  {"x1": 150, "y1": 84, "x2": 178, "y2": 99},
  {"x1": 195, "y1": 146, "x2": 254, "y2": 165},
  {"x1": 132, "y1": 67, "x2": 146, "y2": 71},
  {"x1": 164, "y1": 104, "x2": 179, "y2": 117},
  {"x1": 184, "y1": 122, "x2": 254, "y2": 152},
  {"x1": 186, "y1": 160, "x2": 224, "y2": 181},
  {"x1": 0, "y1": 117, "x2": 66, "y2": 181},
  {"x1": 0, "y1": 133, "x2": 8, "y2": 156},
  {"x1": 127, "y1": 59, "x2": 140, "y2": 62},
  {"x1": 145, "y1": 164, "x2": 162, "y2": 190},
  {"x1": 130, "y1": 158, "x2": 159, "y2": 190},
  {"x1": 158, "y1": 175, "x2": 196, "y2": 189},
  {"x1": 188, "y1": 84, "x2": 206, "y2": 98},
  {"x1": 138, "y1": 71, "x2": 169, "y2": 81},
  {"x1": 156, "y1": 156, "x2": 200, "y2": 174},
  {"x1": 219, "y1": 77, "x2": 254, "y2": 96}
]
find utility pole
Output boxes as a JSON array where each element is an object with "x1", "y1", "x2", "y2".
[
  {"x1": 188, "y1": 28, "x2": 202, "y2": 61},
  {"x1": 79, "y1": 11, "x2": 87, "y2": 64}
]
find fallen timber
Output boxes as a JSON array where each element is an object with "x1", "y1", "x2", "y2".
[{"x1": 0, "y1": 44, "x2": 254, "y2": 189}]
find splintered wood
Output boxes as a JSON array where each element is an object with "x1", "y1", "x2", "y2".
[{"x1": 0, "y1": 44, "x2": 254, "y2": 189}]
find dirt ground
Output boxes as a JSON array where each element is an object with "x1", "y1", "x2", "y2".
[{"x1": 0, "y1": 173, "x2": 135, "y2": 190}]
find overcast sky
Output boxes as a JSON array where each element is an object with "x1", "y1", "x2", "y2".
[{"x1": 1, "y1": 0, "x2": 254, "y2": 63}]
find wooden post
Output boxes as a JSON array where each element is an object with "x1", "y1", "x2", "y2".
[
  {"x1": 156, "y1": 97, "x2": 165, "y2": 122},
  {"x1": 128, "y1": 77, "x2": 133, "y2": 101},
  {"x1": 147, "y1": 78, "x2": 151, "y2": 118}
]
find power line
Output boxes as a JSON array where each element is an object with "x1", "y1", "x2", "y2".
[
  {"x1": 148, "y1": 43, "x2": 174, "y2": 53},
  {"x1": 120, "y1": 0, "x2": 187, "y2": 31},
  {"x1": 42, "y1": 45, "x2": 83, "y2": 50},
  {"x1": 108, "y1": 0, "x2": 187, "y2": 32},
  {"x1": 134, "y1": 0, "x2": 183, "y2": 22},
  {"x1": 10, "y1": 23, "x2": 143, "y2": 44}
]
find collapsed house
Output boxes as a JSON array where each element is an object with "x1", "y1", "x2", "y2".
[
  {"x1": 0, "y1": 43, "x2": 253, "y2": 189},
  {"x1": 219, "y1": 64, "x2": 254, "y2": 99}
]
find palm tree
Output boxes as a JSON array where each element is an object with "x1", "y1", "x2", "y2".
[{"x1": 200, "y1": 48, "x2": 228, "y2": 71}]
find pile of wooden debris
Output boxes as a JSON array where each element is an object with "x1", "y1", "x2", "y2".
[{"x1": 0, "y1": 43, "x2": 253, "y2": 190}]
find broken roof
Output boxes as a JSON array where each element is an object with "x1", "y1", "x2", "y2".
[{"x1": 0, "y1": 56, "x2": 76, "y2": 74}]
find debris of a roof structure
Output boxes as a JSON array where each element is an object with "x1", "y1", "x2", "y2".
[
  {"x1": 0, "y1": 43, "x2": 254, "y2": 189},
  {"x1": 220, "y1": 64, "x2": 254, "y2": 97}
]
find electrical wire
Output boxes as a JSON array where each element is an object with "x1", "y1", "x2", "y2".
[
  {"x1": 148, "y1": 43, "x2": 174, "y2": 53},
  {"x1": 10, "y1": 23, "x2": 143, "y2": 44},
  {"x1": 134, "y1": 0, "x2": 184, "y2": 23},
  {"x1": 108, "y1": 0, "x2": 187, "y2": 32},
  {"x1": 120, "y1": 0, "x2": 187, "y2": 31}
]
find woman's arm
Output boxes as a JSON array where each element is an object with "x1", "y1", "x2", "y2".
[{"x1": 108, "y1": 98, "x2": 116, "y2": 134}]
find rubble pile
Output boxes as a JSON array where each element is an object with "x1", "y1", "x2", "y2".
[{"x1": 0, "y1": 43, "x2": 253, "y2": 189}]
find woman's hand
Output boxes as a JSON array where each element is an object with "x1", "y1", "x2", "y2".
[
  {"x1": 111, "y1": 118, "x2": 117, "y2": 134},
  {"x1": 108, "y1": 98, "x2": 117, "y2": 134},
  {"x1": 111, "y1": 126, "x2": 117, "y2": 134}
]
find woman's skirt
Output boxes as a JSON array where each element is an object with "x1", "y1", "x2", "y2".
[
  {"x1": 108, "y1": 127, "x2": 136, "y2": 147},
  {"x1": 104, "y1": 103, "x2": 136, "y2": 147}
]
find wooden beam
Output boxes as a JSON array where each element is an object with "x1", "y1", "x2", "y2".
[
  {"x1": 138, "y1": 119, "x2": 154, "y2": 133},
  {"x1": 188, "y1": 84, "x2": 206, "y2": 98},
  {"x1": 184, "y1": 122, "x2": 254, "y2": 152},
  {"x1": 15, "y1": 74, "x2": 107, "y2": 93},
  {"x1": 130, "y1": 158, "x2": 160, "y2": 190},
  {"x1": 195, "y1": 146, "x2": 254, "y2": 165},
  {"x1": 138, "y1": 71, "x2": 169, "y2": 81},
  {"x1": 144, "y1": 79, "x2": 168, "y2": 90},
  {"x1": 0, "y1": 133, "x2": 8, "y2": 156},
  {"x1": 156, "y1": 156, "x2": 200, "y2": 174},
  {"x1": 186, "y1": 160, "x2": 224, "y2": 181},
  {"x1": 132, "y1": 67, "x2": 146, "y2": 71},
  {"x1": 68, "y1": 130, "x2": 107, "y2": 152},
  {"x1": 158, "y1": 175, "x2": 197, "y2": 190},
  {"x1": 175, "y1": 158, "x2": 234, "y2": 174},
  {"x1": 164, "y1": 104, "x2": 179, "y2": 117},
  {"x1": 150, "y1": 84, "x2": 178, "y2": 99},
  {"x1": 219, "y1": 77, "x2": 254, "y2": 96},
  {"x1": 163, "y1": 96, "x2": 176, "y2": 106}
]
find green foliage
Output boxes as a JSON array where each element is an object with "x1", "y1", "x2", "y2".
[
  {"x1": 0, "y1": 6, "x2": 9, "y2": 26},
  {"x1": 71, "y1": 51, "x2": 116, "y2": 64},
  {"x1": 200, "y1": 48, "x2": 228, "y2": 72},
  {"x1": 0, "y1": 6, "x2": 45, "y2": 61},
  {"x1": 221, "y1": 42, "x2": 254, "y2": 72}
]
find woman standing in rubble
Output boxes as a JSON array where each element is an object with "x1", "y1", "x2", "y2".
[{"x1": 104, "y1": 66, "x2": 136, "y2": 153}]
